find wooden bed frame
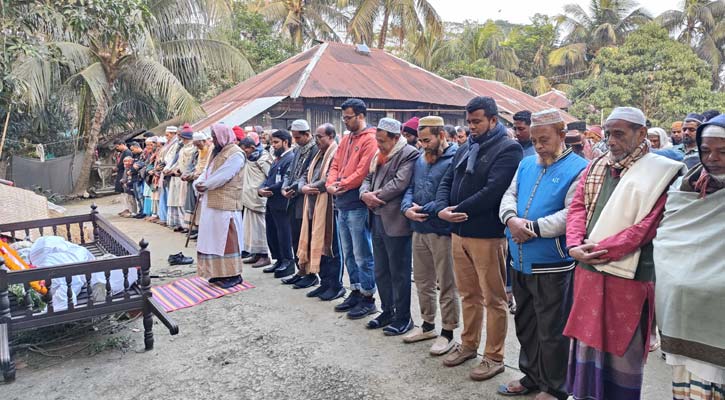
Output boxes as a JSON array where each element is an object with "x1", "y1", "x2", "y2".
[{"x1": 0, "y1": 205, "x2": 179, "y2": 383}]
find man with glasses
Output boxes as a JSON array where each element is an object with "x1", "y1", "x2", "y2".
[
  {"x1": 678, "y1": 113, "x2": 704, "y2": 169},
  {"x1": 435, "y1": 96, "x2": 523, "y2": 381},
  {"x1": 513, "y1": 110, "x2": 535, "y2": 157},
  {"x1": 326, "y1": 98, "x2": 379, "y2": 320}
]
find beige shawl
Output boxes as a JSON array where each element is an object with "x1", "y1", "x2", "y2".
[{"x1": 297, "y1": 141, "x2": 338, "y2": 274}]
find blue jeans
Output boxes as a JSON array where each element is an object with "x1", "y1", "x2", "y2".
[{"x1": 337, "y1": 207, "x2": 375, "y2": 296}]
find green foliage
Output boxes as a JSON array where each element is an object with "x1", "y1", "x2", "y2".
[
  {"x1": 568, "y1": 23, "x2": 725, "y2": 126},
  {"x1": 437, "y1": 59, "x2": 495, "y2": 81},
  {"x1": 230, "y1": 3, "x2": 296, "y2": 73}
]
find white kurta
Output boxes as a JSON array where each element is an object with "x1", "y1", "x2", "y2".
[{"x1": 194, "y1": 152, "x2": 245, "y2": 257}]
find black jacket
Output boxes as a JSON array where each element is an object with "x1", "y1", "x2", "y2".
[
  {"x1": 435, "y1": 123, "x2": 523, "y2": 238},
  {"x1": 262, "y1": 150, "x2": 295, "y2": 212}
]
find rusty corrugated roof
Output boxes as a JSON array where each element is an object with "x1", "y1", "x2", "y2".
[
  {"x1": 537, "y1": 89, "x2": 572, "y2": 110},
  {"x1": 192, "y1": 42, "x2": 476, "y2": 131},
  {"x1": 453, "y1": 76, "x2": 577, "y2": 123}
]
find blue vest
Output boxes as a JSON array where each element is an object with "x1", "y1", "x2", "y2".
[{"x1": 507, "y1": 152, "x2": 588, "y2": 274}]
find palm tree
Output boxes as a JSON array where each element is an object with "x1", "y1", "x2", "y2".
[
  {"x1": 12, "y1": 0, "x2": 253, "y2": 194},
  {"x1": 451, "y1": 21, "x2": 522, "y2": 88},
  {"x1": 657, "y1": 0, "x2": 725, "y2": 89},
  {"x1": 557, "y1": 0, "x2": 651, "y2": 54},
  {"x1": 251, "y1": 0, "x2": 349, "y2": 49},
  {"x1": 405, "y1": 28, "x2": 453, "y2": 72},
  {"x1": 345, "y1": 0, "x2": 443, "y2": 49}
]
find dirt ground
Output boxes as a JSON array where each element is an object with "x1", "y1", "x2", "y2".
[{"x1": 2, "y1": 195, "x2": 672, "y2": 399}]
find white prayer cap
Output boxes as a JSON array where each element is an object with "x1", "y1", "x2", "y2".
[
  {"x1": 606, "y1": 107, "x2": 646, "y2": 126},
  {"x1": 192, "y1": 132, "x2": 206, "y2": 141},
  {"x1": 530, "y1": 108, "x2": 564, "y2": 127},
  {"x1": 290, "y1": 119, "x2": 310, "y2": 132},
  {"x1": 158, "y1": 136, "x2": 168, "y2": 144},
  {"x1": 145, "y1": 136, "x2": 157, "y2": 143},
  {"x1": 204, "y1": 131, "x2": 212, "y2": 140},
  {"x1": 701, "y1": 124, "x2": 725, "y2": 139},
  {"x1": 244, "y1": 125, "x2": 255, "y2": 133},
  {"x1": 377, "y1": 118, "x2": 401, "y2": 134},
  {"x1": 165, "y1": 125, "x2": 178, "y2": 133}
]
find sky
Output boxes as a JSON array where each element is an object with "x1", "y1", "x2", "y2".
[{"x1": 428, "y1": 0, "x2": 683, "y2": 25}]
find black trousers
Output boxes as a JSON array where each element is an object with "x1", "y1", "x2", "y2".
[
  {"x1": 512, "y1": 269, "x2": 574, "y2": 400},
  {"x1": 372, "y1": 218, "x2": 412, "y2": 323},
  {"x1": 288, "y1": 204, "x2": 302, "y2": 264},
  {"x1": 315, "y1": 211, "x2": 343, "y2": 290},
  {"x1": 265, "y1": 208, "x2": 293, "y2": 262}
]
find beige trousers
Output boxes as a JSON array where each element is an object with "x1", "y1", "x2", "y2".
[
  {"x1": 412, "y1": 232, "x2": 460, "y2": 331},
  {"x1": 451, "y1": 234, "x2": 508, "y2": 362}
]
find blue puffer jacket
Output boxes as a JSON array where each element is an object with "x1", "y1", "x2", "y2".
[{"x1": 401, "y1": 143, "x2": 458, "y2": 235}]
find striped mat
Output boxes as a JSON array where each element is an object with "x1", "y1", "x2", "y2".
[{"x1": 151, "y1": 276, "x2": 255, "y2": 312}]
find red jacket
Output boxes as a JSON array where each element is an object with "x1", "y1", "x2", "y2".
[{"x1": 326, "y1": 127, "x2": 378, "y2": 191}]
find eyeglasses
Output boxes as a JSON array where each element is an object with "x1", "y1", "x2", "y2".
[{"x1": 342, "y1": 114, "x2": 359, "y2": 122}]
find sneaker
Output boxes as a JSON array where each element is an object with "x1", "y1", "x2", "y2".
[
  {"x1": 334, "y1": 290, "x2": 360, "y2": 312},
  {"x1": 320, "y1": 287, "x2": 346, "y2": 301},
  {"x1": 429, "y1": 336, "x2": 455, "y2": 356},
  {"x1": 281, "y1": 274, "x2": 303, "y2": 285},
  {"x1": 442, "y1": 344, "x2": 477, "y2": 367},
  {"x1": 383, "y1": 319, "x2": 414, "y2": 336},
  {"x1": 347, "y1": 296, "x2": 376, "y2": 320},
  {"x1": 469, "y1": 357, "x2": 505, "y2": 381},
  {"x1": 366, "y1": 312, "x2": 393, "y2": 329},
  {"x1": 293, "y1": 275, "x2": 319, "y2": 289},
  {"x1": 402, "y1": 326, "x2": 437, "y2": 343},
  {"x1": 306, "y1": 285, "x2": 328, "y2": 298}
]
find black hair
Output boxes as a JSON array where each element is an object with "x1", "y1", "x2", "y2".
[
  {"x1": 466, "y1": 96, "x2": 498, "y2": 117},
  {"x1": 513, "y1": 110, "x2": 532, "y2": 125},
  {"x1": 645, "y1": 119, "x2": 652, "y2": 128},
  {"x1": 702, "y1": 109, "x2": 721, "y2": 122},
  {"x1": 271, "y1": 129, "x2": 292, "y2": 146},
  {"x1": 319, "y1": 123, "x2": 337, "y2": 138},
  {"x1": 113, "y1": 139, "x2": 125, "y2": 146},
  {"x1": 142, "y1": 131, "x2": 154, "y2": 138},
  {"x1": 239, "y1": 138, "x2": 256, "y2": 148},
  {"x1": 341, "y1": 98, "x2": 367, "y2": 116},
  {"x1": 128, "y1": 141, "x2": 141, "y2": 148},
  {"x1": 443, "y1": 124, "x2": 456, "y2": 138}
]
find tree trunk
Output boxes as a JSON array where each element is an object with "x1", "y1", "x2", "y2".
[
  {"x1": 377, "y1": 8, "x2": 390, "y2": 49},
  {"x1": 72, "y1": 103, "x2": 107, "y2": 195}
]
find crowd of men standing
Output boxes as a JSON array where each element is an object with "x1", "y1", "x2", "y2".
[{"x1": 112, "y1": 97, "x2": 724, "y2": 400}]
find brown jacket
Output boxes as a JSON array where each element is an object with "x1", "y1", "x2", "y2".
[{"x1": 360, "y1": 140, "x2": 419, "y2": 237}]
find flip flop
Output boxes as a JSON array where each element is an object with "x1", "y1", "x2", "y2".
[{"x1": 497, "y1": 384, "x2": 534, "y2": 396}]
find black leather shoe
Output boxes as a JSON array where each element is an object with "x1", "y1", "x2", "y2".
[
  {"x1": 169, "y1": 254, "x2": 194, "y2": 265},
  {"x1": 281, "y1": 274, "x2": 303, "y2": 285},
  {"x1": 320, "y1": 287, "x2": 346, "y2": 301},
  {"x1": 168, "y1": 252, "x2": 183, "y2": 262},
  {"x1": 366, "y1": 311, "x2": 393, "y2": 329},
  {"x1": 273, "y1": 261, "x2": 294, "y2": 278},
  {"x1": 306, "y1": 285, "x2": 328, "y2": 298},
  {"x1": 293, "y1": 275, "x2": 318, "y2": 289},
  {"x1": 334, "y1": 290, "x2": 360, "y2": 312},
  {"x1": 263, "y1": 260, "x2": 280, "y2": 273}
]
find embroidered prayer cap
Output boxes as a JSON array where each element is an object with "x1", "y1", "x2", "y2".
[
  {"x1": 377, "y1": 117, "x2": 401, "y2": 134},
  {"x1": 403, "y1": 117, "x2": 420, "y2": 136},
  {"x1": 165, "y1": 125, "x2": 178, "y2": 133},
  {"x1": 418, "y1": 116, "x2": 444, "y2": 128},
  {"x1": 684, "y1": 112, "x2": 704, "y2": 124},
  {"x1": 158, "y1": 136, "x2": 168, "y2": 144},
  {"x1": 290, "y1": 119, "x2": 310, "y2": 132},
  {"x1": 192, "y1": 132, "x2": 206, "y2": 141},
  {"x1": 530, "y1": 108, "x2": 564, "y2": 127},
  {"x1": 605, "y1": 107, "x2": 647, "y2": 126}
]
